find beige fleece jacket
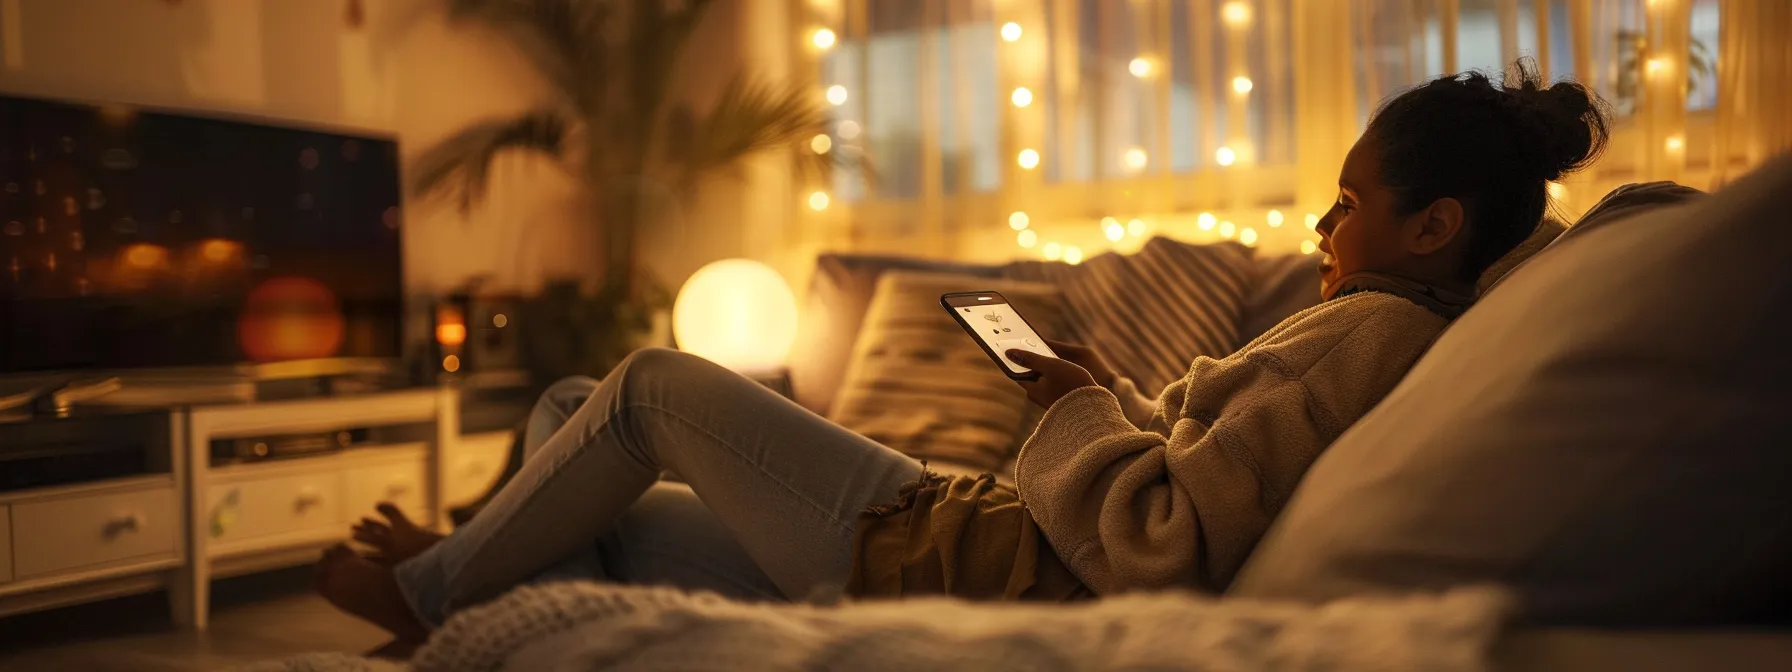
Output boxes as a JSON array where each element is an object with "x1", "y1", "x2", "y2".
[{"x1": 1014, "y1": 291, "x2": 1450, "y2": 594}]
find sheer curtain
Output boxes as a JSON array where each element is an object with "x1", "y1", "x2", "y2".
[{"x1": 1710, "y1": 0, "x2": 1792, "y2": 186}]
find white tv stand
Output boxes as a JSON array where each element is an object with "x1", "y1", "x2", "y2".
[{"x1": 0, "y1": 387, "x2": 515, "y2": 630}]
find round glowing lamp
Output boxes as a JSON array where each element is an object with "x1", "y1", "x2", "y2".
[{"x1": 673, "y1": 259, "x2": 799, "y2": 374}]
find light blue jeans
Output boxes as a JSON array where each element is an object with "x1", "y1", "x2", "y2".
[{"x1": 394, "y1": 348, "x2": 923, "y2": 626}]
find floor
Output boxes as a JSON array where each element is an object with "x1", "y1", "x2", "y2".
[{"x1": 0, "y1": 567, "x2": 387, "y2": 671}]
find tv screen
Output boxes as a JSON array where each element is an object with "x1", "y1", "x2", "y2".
[{"x1": 0, "y1": 94, "x2": 403, "y2": 374}]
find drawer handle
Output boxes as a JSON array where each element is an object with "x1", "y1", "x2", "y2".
[
  {"x1": 295, "y1": 491, "x2": 325, "y2": 510},
  {"x1": 385, "y1": 482, "x2": 412, "y2": 497},
  {"x1": 105, "y1": 513, "x2": 144, "y2": 537}
]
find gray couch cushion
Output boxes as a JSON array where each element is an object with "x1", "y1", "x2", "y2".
[{"x1": 1230, "y1": 155, "x2": 1792, "y2": 627}]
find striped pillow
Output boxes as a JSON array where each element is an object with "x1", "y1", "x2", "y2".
[
  {"x1": 828, "y1": 272, "x2": 1069, "y2": 474},
  {"x1": 1004, "y1": 237, "x2": 1256, "y2": 394}
]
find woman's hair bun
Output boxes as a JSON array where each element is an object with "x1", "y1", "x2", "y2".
[{"x1": 1504, "y1": 60, "x2": 1608, "y2": 182}]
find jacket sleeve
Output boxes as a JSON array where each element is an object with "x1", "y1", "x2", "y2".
[
  {"x1": 1108, "y1": 375, "x2": 1178, "y2": 434},
  {"x1": 1014, "y1": 357, "x2": 1321, "y2": 594},
  {"x1": 1014, "y1": 299, "x2": 1432, "y2": 595}
]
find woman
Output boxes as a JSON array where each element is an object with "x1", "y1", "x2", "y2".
[{"x1": 317, "y1": 62, "x2": 1608, "y2": 649}]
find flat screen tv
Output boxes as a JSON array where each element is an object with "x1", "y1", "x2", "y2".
[{"x1": 0, "y1": 94, "x2": 403, "y2": 375}]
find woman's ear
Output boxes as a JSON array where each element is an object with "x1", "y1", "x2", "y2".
[{"x1": 1408, "y1": 197, "x2": 1466, "y2": 255}]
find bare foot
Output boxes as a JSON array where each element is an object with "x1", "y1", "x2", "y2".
[
  {"x1": 315, "y1": 544, "x2": 430, "y2": 643},
  {"x1": 351, "y1": 503, "x2": 445, "y2": 566}
]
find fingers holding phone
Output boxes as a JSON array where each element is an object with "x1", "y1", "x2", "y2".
[
  {"x1": 1042, "y1": 339, "x2": 1116, "y2": 388},
  {"x1": 1005, "y1": 349, "x2": 1099, "y2": 409}
]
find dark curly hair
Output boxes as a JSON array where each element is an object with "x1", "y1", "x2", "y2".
[{"x1": 1366, "y1": 59, "x2": 1610, "y2": 282}]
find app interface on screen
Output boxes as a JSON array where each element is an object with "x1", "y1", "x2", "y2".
[{"x1": 957, "y1": 301, "x2": 1055, "y2": 373}]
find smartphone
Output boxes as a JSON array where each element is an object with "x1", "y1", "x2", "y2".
[{"x1": 941, "y1": 291, "x2": 1059, "y2": 381}]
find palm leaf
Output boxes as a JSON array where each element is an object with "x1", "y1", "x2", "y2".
[
  {"x1": 410, "y1": 110, "x2": 570, "y2": 214},
  {"x1": 673, "y1": 76, "x2": 841, "y2": 192}
]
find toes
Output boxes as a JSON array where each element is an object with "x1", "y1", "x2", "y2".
[
  {"x1": 353, "y1": 528, "x2": 390, "y2": 547},
  {"x1": 377, "y1": 503, "x2": 415, "y2": 529}
]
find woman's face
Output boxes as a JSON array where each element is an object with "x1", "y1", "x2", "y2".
[{"x1": 1316, "y1": 135, "x2": 1415, "y2": 297}]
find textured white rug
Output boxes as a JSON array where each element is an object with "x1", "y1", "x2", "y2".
[{"x1": 243, "y1": 582, "x2": 1512, "y2": 672}]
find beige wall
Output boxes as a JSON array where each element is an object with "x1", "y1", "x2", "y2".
[{"x1": 0, "y1": 0, "x2": 804, "y2": 301}]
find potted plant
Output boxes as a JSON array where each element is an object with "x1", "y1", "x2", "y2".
[{"x1": 411, "y1": 0, "x2": 852, "y2": 389}]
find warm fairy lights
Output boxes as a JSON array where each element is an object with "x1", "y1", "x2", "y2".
[
  {"x1": 1105, "y1": 221, "x2": 1126, "y2": 241},
  {"x1": 837, "y1": 120, "x2": 861, "y2": 139},
  {"x1": 1301, "y1": 240, "x2": 1318, "y2": 254},
  {"x1": 1267, "y1": 210, "x2": 1284, "y2": 227},
  {"x1": 1129, "y1": 57, "x2": 1153, "y2": 78},
  {"x1": 1064, "y1": 246, "x2": 1084, "y2": 265},
  {"x1": 826, "y1": 85, "x2": 848, "y2": 106},
  {"x1": 1198, "y1": 212, "x2": 1217, "y2": 230},
  {"x1": 1127, "y1": 218, "x2": 1146, "y2": 237},
  {"x1": 1009, "y1": 211, "x2": 1031, "y2": 230},
  {"x1": 1240, "y1": 227, "x2": 1259, "y2": 246},
  {"x1": 1123, "y1": 147, "x2": 1148, "y2": 171},
  {"x1": 810, "y1": 134, "x2": 832, "y2": 154},
  {"x1": 1219, "y1": 221, "x2": 1236, "y2": 238},
  {"x1": 1214, "y1": 146, "x2": 1237, "y2": 166},
  {"x1": 1011, "y1": 87, "x2": 1033, "y2": 107},
  {"x1": 1001, "y1": 22, "x2": 1022, "y2": 42},
  {"x1": 808, "y1": 191, "x2": 830, "y2": 211},
  {"x1": 1222, "y1": 1, "x2": 1253, "y2": 27},
  {"x1": 1017, "y1": 149, "x2": 1041, "y2": 169},
  {"x1": 812, "y1": 28, "x2": 836, "y2": 50},
  {"x1": 1018, "y1": 229, "x2": 1038, "y2": 247},
  {"x1": 1042, "y1": 242, "x2": 1062, "y2": 261},
  {"x1": 1232, "y1": 76, "x2": 1254, "y2": 94},
  {"x1": 1305, "y1": 213, "x2": 1320, "y2": 230}
]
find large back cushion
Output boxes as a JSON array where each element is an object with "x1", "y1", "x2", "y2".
[
  {"x1": 828, "y1": 272, "x2": 1067, "y2": 474},
  {"x1": 1230, "y1": 156, "x2": 1792, "y2": 627}
]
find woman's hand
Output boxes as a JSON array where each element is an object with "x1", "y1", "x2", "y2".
[
  {"x1": 1042, "y1": 339, "x2": 1116, "y2": 388},
  {"x1": 1005, "y1": 349, "x2": 1100, "y2": 409}
]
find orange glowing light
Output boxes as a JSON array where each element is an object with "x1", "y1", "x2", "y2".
[
  {"x1": 122, "y1": 243, "x2": 171, "y2": 269},
  {"x1": 200, "y1": 238, "x2": 242, "y2": 263},
  {"x1": 435, "y1": 323, "x2": 467, "y2": 347},
  {"x1": 442, "y1": 355, "x2": 461, "y2": 373},
  {"x1": 237, "y1": 277, "x2": 346, "y2": 363}
]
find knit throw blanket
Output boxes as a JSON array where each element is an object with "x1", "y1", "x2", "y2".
[{"x1": 243, "y1": 583, "x2": 1512, "y2": 672}]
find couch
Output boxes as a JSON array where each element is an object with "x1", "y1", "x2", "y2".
[{"x1": 258, "y1": 157, "x2": 1792, "y2": 670}]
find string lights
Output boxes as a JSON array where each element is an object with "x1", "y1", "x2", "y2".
[
  {"x1": 825, "y1": 85, "x2": 848, "y2": 106},
  {"x1": 1240, "y1": 227, "x2": 1259, "y2": 246},
  {"x1": 1232, "y1": 76, "x2": 1254, "y2": 94},
  {"x1": 1129, "y1": 57, "x2": 1154, "y2": 78},
  {"x1": 812, "y1": 28, "x2": 837, "y2": 50},
  {"x1": 1214, "y1": 147, "x2": 1237, "y2": 166},
  {"x1": 1018, "y1": 229, "x2": 1038, "y2": 247},
  {"x1": 1127, "y1": 218, "x2": 1147, "y2": 237},
  {"x1": 1011, "y1": 87, "x2": 1033, "y2": 107},
  {"x1": 1123, "y1": 147, "x2": 1149, "y2": 171},
  {"x1": 810, "y1": 134, "x2": 832, "y2": 154},
  {"x1": 1017, "y1": 149, "x2": 1041, "y2": 169},
  {"x1": 1009, "y1": 211, "x2": 1031, "y2": 230},
  {"x1": 1300, "y1": 240, "x2": 1318, "y2": 254},
  {"x1": 1266, "y1": 209, "x2": 1284, "y2": 227},
  {"x1": 1198, "y1": 212, "x2": 1217, "y2": 230},
  {"x1": 1000, "y1": 22, "x2": 1023, "y2": 42},
  {"x1": 1305, "y1": 213, "x2": 1319, "y2": 230},
  {"x1": 809, "y1": 191, "x2": 830, "y2": 211}
]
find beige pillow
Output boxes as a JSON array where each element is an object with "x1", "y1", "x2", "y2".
[{"x1": 828, "y1": 272, "x2": 1069, "y2": 474}]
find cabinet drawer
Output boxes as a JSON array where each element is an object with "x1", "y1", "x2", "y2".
[
  {"x1": 445, "y1": 432, "x2": 512, "y2": 507},
  {"x1": 344, "y1": 459, "x2": 429, "y2": 524},
  {"x1": 0, "y1": 505, "x2": 11, "y2": 582},
  {"x1": 207, "y1": 472, "x2": 343, "y2": 547},
  {"x1": 12, "y1": 487, "x2": 178, "y2": 578}
]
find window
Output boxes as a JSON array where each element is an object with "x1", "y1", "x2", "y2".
[
  {"x1": 823, "y1": 0, "x2": 1002, "y2": 203},
  {"x1": 1354, "y1": 0, "x2": 1717, "y2": 122}
]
